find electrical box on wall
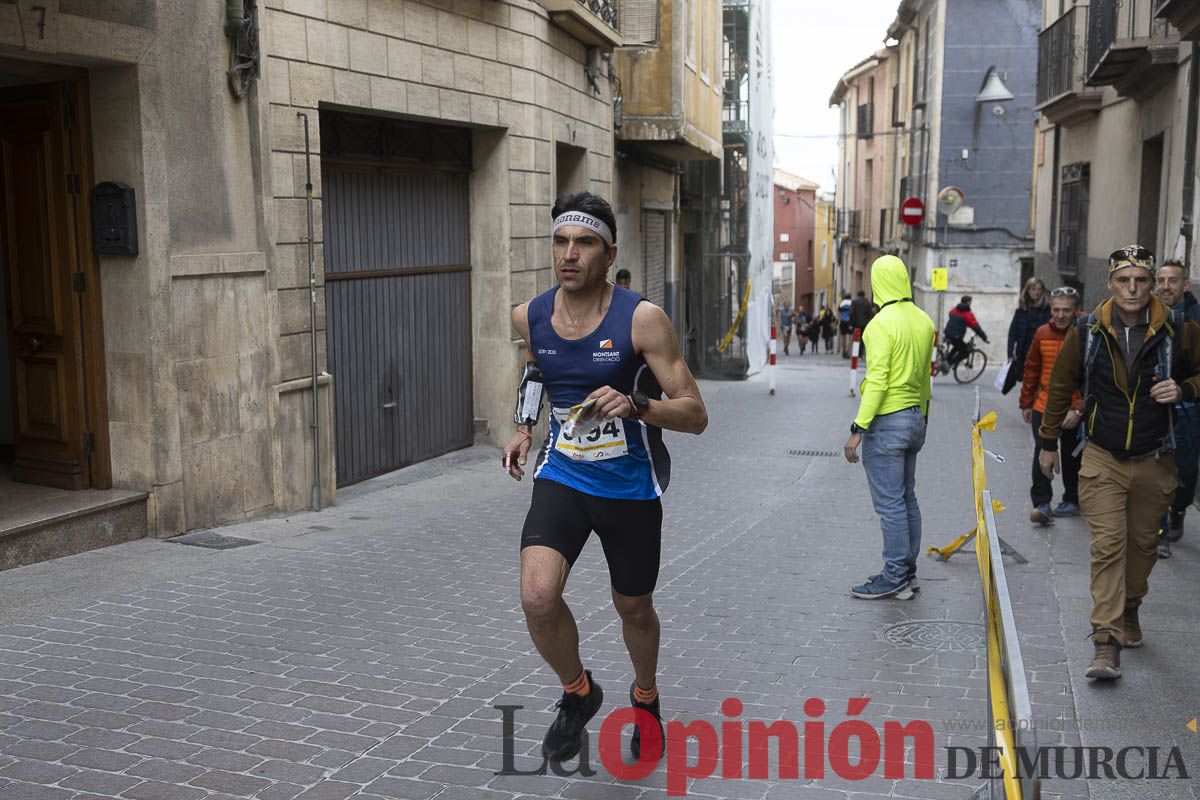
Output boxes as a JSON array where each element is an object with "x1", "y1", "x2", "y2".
[{"x1": 91, "y1": 182, "x2": 138, "y2": 256}]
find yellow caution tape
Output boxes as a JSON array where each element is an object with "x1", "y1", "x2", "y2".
[
  {"x1": 717, "y1": 278, "x2": 753, "y2": 354},
  {"x1": 971, "y1": 411, "x2": 1022, "y2": 800}
]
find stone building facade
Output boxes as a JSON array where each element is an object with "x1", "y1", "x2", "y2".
[{"x1": 0, "y1": 0, "x2": 618, "y2": 558}]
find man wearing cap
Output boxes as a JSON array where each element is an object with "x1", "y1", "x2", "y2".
[
  {"x1": 1039, "y1": 245, "x2": 1200, "y2": 681},
  {"x1": 503, "y1": 192, "x2": 708, "y2": 763}
]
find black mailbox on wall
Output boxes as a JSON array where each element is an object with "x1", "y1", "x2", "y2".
[{"x1": 91, "y1": 181, "x2": 138, "y2": 256}]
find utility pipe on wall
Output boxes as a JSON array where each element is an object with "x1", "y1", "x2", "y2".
[
  {"x1": 297, "y1": 112, "x2": 321, "y2": 511},
  {"x1": 1181, "y1": 42, "x2": 1199, "y2": 266}
]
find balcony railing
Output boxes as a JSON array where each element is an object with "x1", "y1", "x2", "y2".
[
  {"x1": 1087, "y1": 0, "x2": 1178, "y2": 97},
  {"x1": 1038, "y1": 6, "x2": 1080, "y2": 104},
  {"x1": 580, "y1": 0, "x2": 618, "y2": 29},
  {"x1": 836, "y1": 210, "x2": 862, "y2": 242},
  {"x1": 536, "y1": 0, "x2": 622, "y2": 49},
  {"x1": 1037, "y1": 6, "x2": 1104, "y2": 125},
  {"x1": 1155, "y1": 0, "x2": 1200, "y2": 41}
]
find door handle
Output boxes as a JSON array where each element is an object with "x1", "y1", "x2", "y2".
[
  {"x1": 382, "y1": 401, "x2": 397, "y2": 410},
  {"x1": 28, "y1": 336, "x2": 42, "y2": 353}
]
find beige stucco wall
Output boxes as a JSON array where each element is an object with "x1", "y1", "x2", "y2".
[
  {"x1": 1033, "y1": 55, "x2": 1191, "y2": 306},
  {"x1": 0, "y1": 0, "x2": 616, "y2": 537},
  {"x1": 261, "y1": 0, "x2": 616, "y2": 480}
]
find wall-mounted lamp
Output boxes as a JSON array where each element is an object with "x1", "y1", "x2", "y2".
[{"x1": 972, "y1": 66, "x2": 1014, "y2": 151}]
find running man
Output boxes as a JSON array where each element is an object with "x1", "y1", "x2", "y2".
[{"x1": 504, "y1": 192, "x2": 708, "y2": 763}]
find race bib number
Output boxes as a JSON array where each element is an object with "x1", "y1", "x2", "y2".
[{"x1": 553, "y1": 407, "x2": 629, "y2": 462}]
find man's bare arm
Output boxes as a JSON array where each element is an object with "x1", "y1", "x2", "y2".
[{"x1": 631, "y1": 302, "x2": 708, "y2": 435}]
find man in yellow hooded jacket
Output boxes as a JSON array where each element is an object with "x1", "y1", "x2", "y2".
[{"x1": 843, "y1": 255, "x2": 936, "y2": 599}]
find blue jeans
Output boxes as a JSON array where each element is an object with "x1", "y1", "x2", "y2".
[{"x1": 861, "y1": 407, "x2": 927, "y2": 584}]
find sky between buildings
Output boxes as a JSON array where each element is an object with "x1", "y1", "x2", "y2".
[{"x1": 772, "y1": 0, "x2": 904, "y2": 192}]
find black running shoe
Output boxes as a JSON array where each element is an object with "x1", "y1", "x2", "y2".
[
  {"x1": 629, "y1": 683, "x2": 665, "y2": 761},
  {"x1": 542, "y1": 672, "x2": 603, "y2": 762}
]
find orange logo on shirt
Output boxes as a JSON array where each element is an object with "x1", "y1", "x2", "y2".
[{"x1": 599, "y1": 339, "x2": 613, "y2": 349}]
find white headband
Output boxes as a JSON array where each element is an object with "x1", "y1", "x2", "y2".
[{"x1": 552, "y1": 211, "x2": 614, "y2": 245}]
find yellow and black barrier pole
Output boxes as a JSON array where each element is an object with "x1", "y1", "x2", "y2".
[{"x1": 964, "y1": 387, "x2": 1039, "y2": 800}]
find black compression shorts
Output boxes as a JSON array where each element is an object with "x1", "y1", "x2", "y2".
[{"x1": 520, "y1": 478, "x2": 663, "y2": 597}]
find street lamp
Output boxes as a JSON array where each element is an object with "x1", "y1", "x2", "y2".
[{"x1": 972, "y1": 66, "x2": 1014, "y2": 151}]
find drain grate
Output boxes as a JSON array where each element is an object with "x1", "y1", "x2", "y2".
[
  {"x1": 168, "y1": 531, "x2": 259, "y2": 550},
  {"x1": 881, "y1": 620, "x2": 984, "y2": 652},
  {"x1": 787, "y1": 449, "x2": 839, "y2": 457}
]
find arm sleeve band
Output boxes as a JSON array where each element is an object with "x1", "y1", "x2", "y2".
[{"x1": 514, "y1": 362, "x2": 545, "y2": 427}]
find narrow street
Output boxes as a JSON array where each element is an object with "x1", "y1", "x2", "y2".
[{"x1": 0, "y1": 355, "x2": 1197, "y2": 800}]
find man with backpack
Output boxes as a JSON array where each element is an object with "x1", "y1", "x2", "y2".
[{"x1": 1039, "y1": 245, "x2": 1200, "y2": 681}]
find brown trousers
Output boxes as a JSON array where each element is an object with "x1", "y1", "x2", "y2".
[{"x1": 1078, "y1": 444, "x2": 1177, "y2": 643}]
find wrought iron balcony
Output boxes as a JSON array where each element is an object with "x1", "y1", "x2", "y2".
[
  {"x1": 1036, "y1": 6, "x2": 1104, "y2": 126},
  {"x1": 536, "y1": 0, "x2": 622, "y2": 50},
  {"x1": 1087, "y1": 0, "x2": 1178, "y2": 99},
  {"x1": 1155, "y1": 0, "x2": 1200, "y2": 41}
]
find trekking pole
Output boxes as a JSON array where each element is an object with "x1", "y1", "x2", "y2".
[{"x1": 298, "y1": 112, "x2": 321, "y2": 511}]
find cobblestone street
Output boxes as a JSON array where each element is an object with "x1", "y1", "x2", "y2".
[{"x1": 0, "y1": 355, "x2": 1197, "y2": 800}]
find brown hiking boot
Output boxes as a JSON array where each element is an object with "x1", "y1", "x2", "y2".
[
  {"x1": 1086, "y1": 633, "x2": 1122, "y2": 680},
  {"x1": 1123, "y1": 605, "x2": 1143, "y2": 648}
]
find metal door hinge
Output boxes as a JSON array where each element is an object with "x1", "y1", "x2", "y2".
[{"x1": 73, "y1": 273, "x2": 85, "y2": 293}]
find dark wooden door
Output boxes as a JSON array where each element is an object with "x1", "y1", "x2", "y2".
[{"x1": 0, "y1": 83, "x2": 90, "y2": 489}]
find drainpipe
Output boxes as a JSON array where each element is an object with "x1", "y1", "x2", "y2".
[
  {"x1": 1181, "y1": 42, "x2": 1199, "y2": 266},
  {"x1": 224, "y1": 0, "x2": 244, "y2": 37},
  {"x1": 297, "y1": 112, "x2": 322, "y2": 512}
]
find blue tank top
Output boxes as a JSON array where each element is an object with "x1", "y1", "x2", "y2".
[{"x1": 528, "y1": 285, "x2": 671, "y2": 500}]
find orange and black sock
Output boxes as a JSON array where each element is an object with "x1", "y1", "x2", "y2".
[
  {"x1": 633, "y1": 682, "x2": 658, "y2": 704},
  {"x1": 563, "y1": 670, "x2": 590, "y2": 698}
]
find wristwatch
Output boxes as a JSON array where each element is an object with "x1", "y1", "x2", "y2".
[
  {"x1": 850, "y1": 422, "x2": 866, "y2": 435},
  {"x1": 628, "y1": 390, "x2": 651, "y2": 420}
]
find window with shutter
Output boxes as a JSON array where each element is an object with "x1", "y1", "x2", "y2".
[
  {"x1": 621, "y1": 0, "x2": 659, "y2": 46},
  {"x1": 643, "y1": 210, "x2": 667, "y2": 307}
]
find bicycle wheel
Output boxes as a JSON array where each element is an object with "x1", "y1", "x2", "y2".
[{"x1": 954, "y1": 349, "x2": 988, "y2": 383}]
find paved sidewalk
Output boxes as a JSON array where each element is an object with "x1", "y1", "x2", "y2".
[{"x1": 0, "y1": 353, "x2": 1192, "y2": 799}]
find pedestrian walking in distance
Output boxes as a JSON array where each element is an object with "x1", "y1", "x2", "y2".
[
  {"x1": 1152, "y1": 259, "x2": 1200, "y2": 559},
  {"x1": 1039, "y1": 245, "x2": 1200, "y2": 681},
  {"x1": 843, "y1": 255, "x2": 935, "y2": 599},
  {"x1": 1005, "y1": 277, "x2": 1050, "y2": 394},
  {"x1": 1020, "y1": 286, "x2": 1084, "y2": 526},
  {"x1": 503, "y1": 192, "x2": 708, "y2": 763}
]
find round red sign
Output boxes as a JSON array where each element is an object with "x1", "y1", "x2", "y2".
[{"x1": 900, "y1": 197, "x2": 925, "y2": 226}]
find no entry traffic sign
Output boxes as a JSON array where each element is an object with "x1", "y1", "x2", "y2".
[{"x1": 901, "y1": 197, "x2": 925, "y2": 227}]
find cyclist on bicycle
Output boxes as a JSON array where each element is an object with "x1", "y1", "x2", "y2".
[{"x1": 944, "y1": 295, "x2": 989, "y2": 366}]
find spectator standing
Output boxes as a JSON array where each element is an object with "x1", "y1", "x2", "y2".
[
  {"x1": 1005, "y1": 278, "x2": 1051, "y2": 394},
  {"x1": 1153, "y1": 260, "x2": 1200, "y2": 558},
  {"x1": 842, "y1": 256, "x2": 935, "y2": 599},
  {"x1": 1020, "y1": 287, "x2": 1084, "y2": 526},
  {"x1": 821, "y1": 306, "x2": 837, "y2": 353}
]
